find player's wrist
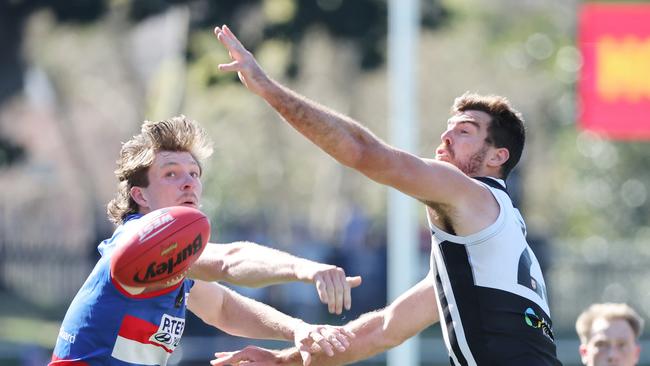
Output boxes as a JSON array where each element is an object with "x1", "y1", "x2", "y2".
[
  {"x1": 292, "y1": 259, "x2": 314, "y2": 282},
  {"x1": 289, "y1": 318, "x2": 309, "y2": 340},
  {"x1": 277, "y1": 347, "x2": 303, "y2": 365}
]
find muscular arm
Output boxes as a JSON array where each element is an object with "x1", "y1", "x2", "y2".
[
  {"x1": 188, "y1": 242, "x2": 361, "y2": 314},
  {"x1": 215, "y1": 272, "x2": 440, "y2": 366},
  {"x1": 189, "y1": 280, "x2": 352, "y2": 363},
  {"x1": 189, "y1": 242, "x2": 331, "y2": 286},
  {"x1": 188, "y1": 280, "x2": 300, "y2": 340},
  {"x1": 214, "y1": 25, "x2": 482, "y2": 208},
  {"x1": 305, "y1": 272, "x2": 439, "y2": 365}
]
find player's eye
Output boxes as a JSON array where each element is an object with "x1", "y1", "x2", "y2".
[
  {"x1": 165, "y1": 171, "x2": 176, "y2": 177},
  {"x1": 594, "y1": 341, "x2": 609, "y2": 350},
  {"x1": 190, "y1": 171, "x2": 200, "y2": 178}
]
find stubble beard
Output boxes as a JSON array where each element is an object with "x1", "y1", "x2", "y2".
[{"x1": 456, "y1": 145, "x2": 489, "y2": 177}]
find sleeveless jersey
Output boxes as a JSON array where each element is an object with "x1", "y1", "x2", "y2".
[
  {"x1": 427, "y1": 177, "x2": 561, "y2": 366},
  {"x1": 50, "y1": 214, "x2": 195, "y2": 366}
]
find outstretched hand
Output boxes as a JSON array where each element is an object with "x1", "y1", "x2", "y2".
[
  {"x1": 210, "y1": 324, "x2": 355, "y2": 366},
  {"x1": 293, "y1": 323, "x2": 354, "y2": 365},
  {"x1": 211, "y1": 346, "x2": 289, "y2": 366},
  {"x1": 214, "y1": 25, "x2": 270, "y2": 96},
  {"x1": 298, "y1": 263, "x2": 362, "y2": 314}
]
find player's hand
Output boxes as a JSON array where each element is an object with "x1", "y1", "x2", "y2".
[
  {"x1": 213, "y1": 25, "x2": 270, "y2": 96},
  {"x1": 293, "y1": 323, "x2": 354, "y2": 366},
  {"x1": 211, "y1": 345, "x2": 300, "y2": 366},
  {"x1": 296, "y1": 262, "x2": 362, "y2": 314}
]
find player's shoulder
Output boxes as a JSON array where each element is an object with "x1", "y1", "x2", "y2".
[{"x1": 98, "y1": 214, "x2": 144, "y2": 256}]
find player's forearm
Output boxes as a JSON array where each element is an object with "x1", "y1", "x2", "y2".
[
  {"x1": 217, "y1": 285, "x2": 300, "y2": 341},
  {"x1": 284, "y1": 309, "x2": 396, "y2": 366},
  {"x1": 189, "y1": 242, "x2": 316, "y2": 287},
  {"x1": 219, "y1": 242, "x2": 321, "y2": 287},
  {"x1": 302, "y1": 275, "x2": 440, "y2": 365},
  {"x1": 260, "y1": 79, "x2": 386, "y2": 171}
]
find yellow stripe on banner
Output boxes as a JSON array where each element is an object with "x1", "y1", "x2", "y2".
[{"x1": 597, "y1": 36, "x2": 650, "y2": 102}]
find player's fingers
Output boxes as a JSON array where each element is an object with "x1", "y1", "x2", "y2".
[
  {"x1": 298, "y1": 345, "x2": 312, "y2": 366},
  {"x1": 221, "y1": 25, "x2": 248, "y2": 52},
  {"x1": 316, "y1": 326, "x2": 352, "y2": 353},
  {"x1": 343, "y1": 282, "x2": 352, "y2": 311},
  {"x1": 308, "y1": 331, "x2": 334, "y2": 356},
  {"x1": 211, "y1": 351, "x2": 243, "y2": 365},
  {"x1": 223, "y1": 25, "x2": 244, "y2": 46},
  {"x1": 339, "y1": 327, "x2": 356, "y2": 339},
  {"x1": 334, "y1": 328, "x2": 352, "y2": 348},
  {"x1": 322, "y1": 275, "x2": 337, "y2": 314},
  {"x1": 344, "y1": 276, "x2": 361, "y2": 311},
  {"x1": 315, "y1": 276, "x2": 329, "y2": 305},
  {"x1": 346, "y1": 276, "x2": 362, "y2": 288},
  {"x1": 320, "y1": 327, "x2": 349, "y2": 351},
  {"x1": 332, "y1": 270, "x2": 346, "y2": 314},
  {"x1": 215, "y1": 27, "x2": 245, "y2": 58},
  {"x1": 303, "y1": 341, "x2": 323, "y2": 355},
  {"x1": 218, "y1": 61, "x2": 241, "y2": 72}
]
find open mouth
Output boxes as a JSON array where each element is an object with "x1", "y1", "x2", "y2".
[
  {"x1": 436, "y1": 147, "x2": 453, "y2": 161},
  {"x1": 179, "y1": 197, "x2": 198, "y2": 208}
]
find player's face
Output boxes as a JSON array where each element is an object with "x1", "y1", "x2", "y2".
[
  {"x1": 138, "y1": 151, "x2": 203, "y2": 212},
  {"x1": 435, "y1": 110, "x2": 493, "y2": 176},
  {"x1": 580, "y1": 318, "x2": 640, "y2": 366}
]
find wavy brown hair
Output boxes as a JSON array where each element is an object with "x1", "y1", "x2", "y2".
[
  {"x1": 106, "y1": 116, "x2": 213, "y2": 225},
  {"x1": 452, "y1": 92, "x2": 525, "y2": 179}
]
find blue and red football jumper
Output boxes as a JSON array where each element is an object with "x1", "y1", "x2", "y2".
[{"x1": 50, "y1": 214, "x2": 194, "y2": 366}]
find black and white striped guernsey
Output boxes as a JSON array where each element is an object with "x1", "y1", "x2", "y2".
[{"x1": 427, "y1": 177, "x2": 562, "y2": 366}]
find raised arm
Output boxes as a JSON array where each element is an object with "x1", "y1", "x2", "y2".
[
  {"x1": 211, "y1": 271, "x2": 440, "y2": 366},
  {"x1": 188, "y1": 280, "x2": 353, "y2": 365},
  {"x1": 213, "y1": 25, "x2": 484, "y2": 208},
  {"x1": 188, "y1": 242, "x2": 362, "y2": 314}
]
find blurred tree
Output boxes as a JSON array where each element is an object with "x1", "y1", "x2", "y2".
[
  {"x1": 0, "y1": 0, "x2": 107, "y2": 105},
  {"x1": 0, "y1": 0, "x2": 107, "y2": 168},
  {"x1": 0, "y1": 0, "x2": 449, "y2": 244},
  {"x1": 0, "y1": 0, "x2": 448, "y2": 105},
  {"x1": 132, "y1": 0, "x2": 448, "y2": 76}
]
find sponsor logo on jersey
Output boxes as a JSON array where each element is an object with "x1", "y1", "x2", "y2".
[
  {"x1": 149, "y1": 314, "x2": 185, "y2": 349},
  {"x1": 133, "y1": 234, "x2": 203, "y2": 284},
  {"x1": 58, "y1": 327, "x2": 76, "y2": 344},
  {"x1": 524, "y1": 307, "x2": 555, "y2": 341}
]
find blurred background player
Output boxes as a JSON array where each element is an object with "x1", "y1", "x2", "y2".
[
  {"x1": 576, "y1": 303, "x2": 644, "y2": 366},
  {"x1": 50, "y1": 116, "x2": 361, "y2": 366}
]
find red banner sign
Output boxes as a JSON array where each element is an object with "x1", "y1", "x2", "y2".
[{"x1": 578, "y1": 3, "x2": 650, "y2": 139}]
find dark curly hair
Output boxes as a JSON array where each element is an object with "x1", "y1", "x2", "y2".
[{"x1": 452, "y1": 92, "x2": 526, "y2": 178}]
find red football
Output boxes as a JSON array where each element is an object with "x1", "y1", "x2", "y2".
[{"x1": 110, "y1": 206, "x2": 210, "y2": 288}]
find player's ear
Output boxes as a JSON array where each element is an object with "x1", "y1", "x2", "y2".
[
  {"x1": 130, "y1": 186, "x2": 148, "y2": 208},
  {"x1": 633, "y1": 343, "x2": 641, "y2": 364},
  {"x1": 488, "y1": 147, "x2": 509, "y2": 168},
  {"x1": 578, "y1": 343, "x2": 589, "y2": 364}
]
